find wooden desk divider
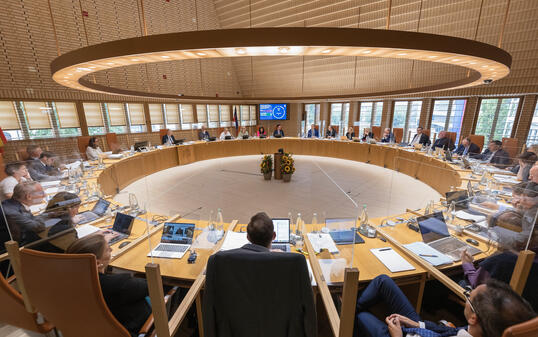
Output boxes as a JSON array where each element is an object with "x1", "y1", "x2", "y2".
[
  {"x1": 145, "y1": 220, "x2": 238, "y2": 337},
  {"x1": 510, "y1": 250, "x2": 536, "y2": 295},
  {"x1": 304, "y1": 235, "x2": 359, "y2": 337}
]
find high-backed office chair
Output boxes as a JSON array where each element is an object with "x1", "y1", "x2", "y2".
[
  {"x1": 17, "y1": 248, "x2": 149, "y2": 337},
  {"x1": 0, "y1": 272, "x2": 54, "y2": 334},
  {"x1": 468, "y1": 135, "x2": 485, "y2": 152},
  {"x1": 0, "y1": 153, "x2": 6, "y2": 180},
  {"x1": 332, "y1": 125, "x2": 340, "y2": 135},
  {"x1": 502, "y1": 317, "x2": 538, "y2": 337},
  {"x1": 105, "y1": 132, "x2": 118, "y2": 152},
  {"x1": 502, "y1": 138, "x2": 519, "y2": 162},
  {"x1": 203, "y1": 250, "x2": 316, "y2": 337},
  {"x1": 422, "y1": 129, "x2": 431, "y2": 137},
  {"x1": 16, "y1": 148, "x2": 30, "y2": 161},
  {"x1": 393, "y1": 128, "x2": 404, "y2": 143},
  {"x1": 372, "y1": 126, "x2": 382, "y2": 139},
  {"x1": 352, "y1": 126, "x2": 360, "y2": 137},
  {"x1": 77, "y1": 136, "x2": 91, "y2": 160},
  {"x1": 446, "y1": 132, "x2": 457, "y2": 145}
]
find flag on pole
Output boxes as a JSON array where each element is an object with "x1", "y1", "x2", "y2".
[
  {"x1": 0, "y1": 127, "x2": 7, "y2": 154},
  {"x1": 233, "y1": 106, "x2": 239, "y2": 135}
]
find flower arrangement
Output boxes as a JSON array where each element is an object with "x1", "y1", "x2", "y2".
[
  {"x1": 280, "y1": 153, "x2": 296, "y2": 175},
  {"x1": 260, "y1": 154, "x2": 273, "y2": 174}
]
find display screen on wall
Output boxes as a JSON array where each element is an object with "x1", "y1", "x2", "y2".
[{"x1": 259, "y1": 103, "x2": 288, "y2": 120}]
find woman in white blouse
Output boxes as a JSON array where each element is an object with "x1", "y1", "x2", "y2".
[
  {"x1": 86, "y1": 137, "x2": 103, "y2": 161},
  {"x1": 219, "y1": 128, "x2": 232, "y2": 140},
  {"x1": 0, "y1": 162, "x2": 31, "y2": 201}
]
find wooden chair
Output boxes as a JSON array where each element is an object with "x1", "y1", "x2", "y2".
[
  {"x1": 503, "y1": 138, "x2": 519, "y2": 162},
  {"x1": 502, "y1": 317, "x2": 538, "y2": 337},
  {"x1": 422, "y1": 129, "x2": 430, "y2": 137},
  {"x1": 77, "y1": 136, "x2": 91, "y2": 160},
  {"x1": 393, "y1": 128, "x2": 404, "y2": 143},
  {"x1": 105, "y1": 133, "x2": 118, "y2": 152},
  {"x1": 16, "y1": 148, "x2": 30, "y2": 161},
  {"x1": 468, "y1": 134, "x2": 485, "y2": 152},
  {"x1": 13, "y1": 247, "x2": 161, "y2": 337},
  {"x1": 372, "y1": 126, "x2": 382, "y2": 139},
  {"x1": 446, "y1": 132, "x2": 457, "y2": 145},
  {"x1": 0, "y1": 272, "x2": 54, "y2": 334}
]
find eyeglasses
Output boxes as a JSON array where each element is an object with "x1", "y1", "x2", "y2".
[{"x1": 463, "y1": 287, "x2": 478, "y2": 316}]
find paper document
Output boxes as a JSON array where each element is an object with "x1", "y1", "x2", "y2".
[
  {"x1": 404, "y1": 242, "x2": 453, "y2": 266},
  {"x1": 40, "y1": 180, "x2": 61, "y2": 188},
  {"x1": 107, "y1": 154, "x2": 123, "y2": 159},
  {"x1": 219, "y1": 231, "x2": 249, "y2": 251},
  {"x1": 493, "y1": 174, "x2": 519, "y2": 184},
  {"x1": 75, "y1": 224, "x2": 102, "y2": 238},
  {"x1": 370, "y1": 247, "x2": 415, "y2": 273},
  {"x1": 455, "y1": 210, "x2": 486, "y2": 223},
  {"x1": 306, "y1": 233, "x2": 339, "y2": 254},
  {"x1": 29, "y1": 203, "x2": 47, "y2": 214},
  {"x1": 45, "y1": 187, "x2": 59, "y2": 195},
  {"x1": 65, "y1": 161, "x2": 81, "y2": 170}
]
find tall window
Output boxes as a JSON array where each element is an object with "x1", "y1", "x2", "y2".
[
  {"x1": 475, "y1": 98, "x2": 520, "y2": 142},
  {"x1": 219, "y1": 105, "x2": 231, "y2": 127},
  {"x1": 208, "y1": 105, "x2": 219, "y2": 128},
  {"x1": 304, "y1": 103, "x2": 320, "y2": 135},
  {"x1": 106, "y1": 103, "x2": 128, "y2": 134},
  {"x1": 239, "y1": 105, "x2": 250, "y2": 126},
  {"x1": 164, "y1": 104, "x2": 180, "y2": 130},
  {"x1": 526, "y1": 101, "x2": 538, "y2": 146},
  {"x1": 53, "y1": 102, "x2": 81, "y2": 137},
  {"x1": 392, "y1": 101, "x2": 422, "y2": 142},
  {"x1": 21, "y1": 101, "x2": 54, "y2": 139},
  {"x1": 148, "y1": 104, "x2": 164, "y2": 132},
  {"x1": 180, "y1": 104, "x2": 194, "y2": 129},
  {"x1": 357, "y1": 101, "x2": 383, "y2": 137},
  {"x1": 196, "y1": 104, "x2": 208, "y2": 128},
  {"x1": 330, "y1": 102, "x2": 350, "y2": 135},
  {"x1": 83, "y1": 103, "x2": 106, "y2": 135},
  {"x1": 431, "y1": 99, "x2": 466, "y2": 143},
  {"x1": 0, "y1": 101, "x2": 23, "y2": 140},
  {"x1": 126, "y1": 103, "x2": 146, "y2": 133}
]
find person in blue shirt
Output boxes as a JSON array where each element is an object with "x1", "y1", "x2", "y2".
[{"x1": 307, "y1": 124, "x2": 319, "y2": 138}]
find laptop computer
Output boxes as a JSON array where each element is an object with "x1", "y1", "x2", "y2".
[
  {"x1": 445, "y1": 190, "x2": 469, "y2": 211},
  {"x1": 147, "y1": 222, "x2": 195, "y2": 259},
  {"x1": 324, "y1": 218, "x2": 365, "y2": 244},
  {"x1": 416, "y1": 211, "x2": 481, "y2": 261},
  {"x1": 271, "y1": 218, "x2": 291, "y2": 252},
  {"x1": 106, "y1": 212, "x2": 135, "y2": 245},
  {"x1": 78, "y1": 198, "x2": 111, "y2": 224}
]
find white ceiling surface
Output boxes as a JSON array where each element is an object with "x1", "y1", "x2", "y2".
[{"x1": 0, "y1": 0, "x2": 536, "y2": 101}]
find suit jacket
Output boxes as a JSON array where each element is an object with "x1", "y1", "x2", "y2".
[
  {"x1": 161, "y1": 134, "x2": 176, "y2": 145},
  {"x1": 28, "y1": 160, "x2": 60, "y2": 182},
  {"x1": 454, "y1": 143, "x2": 480, "y2": 156},
  {"x1": 326, "y1": 129, "x2": 336, "y2": 138},
  {"x1": 307, "y1": 129, "x2": 319, "y2": 138},
  {"x1": 432, "y1": 137, "x2": 455, "y2": 151},
  {"x1": 1, "y1": 198, "x2": 45, "y2": 244},
  {"x1": 472, "y1": 149, "x2": 511, "y2": 168},
  {"x1": 380, "y1": 133, "x2": 394, "y2": 143},
  {"x1": 361, "y1": 132, "x2": 374, "y2": 141},
  {"x1": 410, "y1": 133, "x2": 431, "y2": 146},
  {"x1": 203, "y1": 243, "x2": 316, "y2": 337},
  {"x1": 99, "y1": 273, "x2": 151, "y2": 336},
  {"x1": 198, "y1": 130, "x2": 210, "y2": 140},
  {"x1": 345, "y1": 132, "x2": 355, "y2": 140},
  {"x1": 273, "y1": 129, "x2": 285, "y2": 137}
]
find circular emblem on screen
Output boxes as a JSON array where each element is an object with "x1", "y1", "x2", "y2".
[{"x1": 273, "y1": 105, "x2": 286, "y2": 119}]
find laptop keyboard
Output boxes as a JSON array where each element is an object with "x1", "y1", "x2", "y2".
[
  {"x1": 108, "y1": 234, "x2": 127, "y2": 245},
  {"x1": 272, "y1": 244, "x2": 290, "y2": 252},
  {"x1": 79, "y1": 212, "x2": 98, "y2": 223},
  {"x1": 155, "y1": 244, "x2": 189, "y2": 253}
]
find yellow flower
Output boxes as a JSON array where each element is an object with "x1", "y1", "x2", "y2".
[{"x1": 284, "y1": 166, "x2": 291, "y2": 173}]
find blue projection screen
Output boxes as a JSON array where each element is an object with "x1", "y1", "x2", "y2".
[{"x1": 259, "y1": 103, "x2": 288, "y2": 120}]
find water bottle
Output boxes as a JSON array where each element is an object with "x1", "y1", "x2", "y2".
[
  {"x1": 295, "y1": 213, "x2": 304, "y2": 249},
  {"x1": 312, "y1": 213, "x2": 318, "y2": 232},
  {"x1": 129, "y1": 193, "x2": 139, "y2": 214},
  {"x1": 216, "y1": 208, "x2": 224, "y2": 239},
  {"x1": 207, "y1": 210, "x2": 217, "y2": 243},
  {"x1": 359, "y1": 205, "x2": 368, "y2": 229}
]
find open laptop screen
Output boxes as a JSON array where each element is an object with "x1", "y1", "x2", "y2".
[
  {"x1": 445, "y1": 190, "x2": 469, "y2": 210},
  {"x1": 416, "y1": 211, "x2": 450, "y2": 243},
  {"x1": 92, "y1": 198, "x2": 110, "y2": 216},
  {"x1": 272, "y1": 218, "x2": 290, "y2": 243},
  {"x1": 112, "y1": 213, "x2": 134, "y2": 235},
  {"x1": 161, "y1": 222, "x2": 195, "y2": 244}
]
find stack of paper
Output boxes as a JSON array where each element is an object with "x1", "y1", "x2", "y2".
[
  {"x1": 29, "y1": 203, "x2": 47, "y2": 214},
  {"x1": 45, "y1": 187, "x2": 59, "y2": 195},
  {"x1": 75, "y1": 224, "x2": 102, "y2": 238},
  {"x1": 40, "y1": 180, "x2": 61, "y2": 188},
  {"x1": 404, "y1": 242, "x2": 453, "y2": 266},
  {"x1": 306, "y1": 233, "x2": 339, "y2": 254},
  {"x1": 493, "y1": 174, "x2": 519, "y2": 184},
  {"x1": 455, "y1": 210, "x2": 486, "y2": 222},
  {"x1": 107, "y1": 154, "x2": 123, "y2": 159},
  {"x1": 64, "y1": 161, "x2": 81, "y2": 170},
  {"x1": 370, "y1": 247, "x2": 415, "y2": 273},
  {"x1": 219, "y1": 231, "x2": 249, "y2": 251}
]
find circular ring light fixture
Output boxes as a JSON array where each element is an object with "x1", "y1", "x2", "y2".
[{"x1": 51, "y1": 27, "x2": 511, "y2": 101}]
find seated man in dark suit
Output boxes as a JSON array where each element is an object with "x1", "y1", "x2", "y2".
[
  {"x1": 1, "y1": 181, "x2": 46, "y2": 245},
  {"x1": 432, "y1": 131, "x2": 455, "y2": 151},
  {"x1": 380, "y1": 128, "x2": 394, "y2": 143},
  {"x1": 356, "y1": 274, "x2": 536, "y2": 337},
  {"x1": 26, "y1": 144, "x2": 42, "y2": 161},
  {"x1": 273, "y1": 124, "x2": 285, "y2": 137},
  {"x1": 307, "y1": 124, "x2": 319, "y2": 138},
  {"x1": 361, "y1": 127, "x2": 375, "y2": 141},
  {"x1": 198, "y1": 126, "x2": 210, "y2": 140},
  {"x1": 28, "y1": 151, "x2": 61, "y2": 182},
  {"x1": 161, "y1": 129, "x2": 176, "y2": 145},
  {"x1": 410, "y1": 127, "x2": 431, "y2": 146},
  {"x1": 203, "y1": 212, "x2": 316, "y2": 337},
  {"x1": 472, "y1": 140, "x2": 511, "y2": 168},
  {"x1": 454, "y1": 137, "x2": 481, "y2": 156}
]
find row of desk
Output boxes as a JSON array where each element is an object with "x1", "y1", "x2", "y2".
[{"x1": 84, "y1": 138, "x2": 497, "y2": 305}]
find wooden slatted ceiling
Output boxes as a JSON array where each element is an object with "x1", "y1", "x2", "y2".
[{"x1": 0, "y1": 0, "x2": 535, "y2": 101}]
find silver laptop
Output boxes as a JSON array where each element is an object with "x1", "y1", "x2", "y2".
[
  {"x1": 417, "y1": 211, "x2": 481, "y2": 261},
  {"x1": 271, "y1": 218, "x2": 291, "y2": 252},
  {"x1": 148, "y1": 222, "x2": 195, "y2": 259},
  {"x1": 78, "y1": 198, "x2": 110, "y2": 224}
]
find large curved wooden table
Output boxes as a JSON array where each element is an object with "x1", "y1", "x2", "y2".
[{"x1": 93, "y1": 138, "x2": 491, "y2": 296}]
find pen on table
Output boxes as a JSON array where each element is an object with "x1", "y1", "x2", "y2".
[
  {"x1": 419, "y1": 254, "x2": 438, "y2": 258},
  {"x1": 379, "y1": 247, "x2": 392, "y2": 251}
]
